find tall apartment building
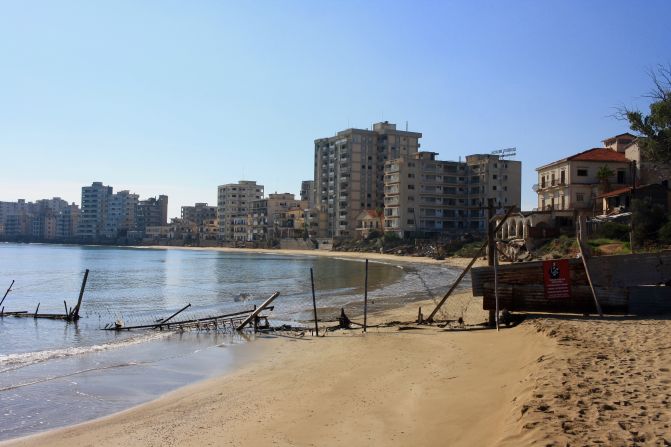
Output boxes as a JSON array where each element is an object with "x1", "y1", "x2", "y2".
[
  {"x1": 247, "y1": 193, "x2": 307, "y2": 241},
  {"x1": 383, "y1": 152, "x2": 521, "y2": 237},
  {"x1": 105, "y1": 190, "x2": 139, "y2": 238},
  {"x1": 181, "y1": 202, "x2": 217, "y2": 224},
  {"x1": 314, "y1": 121, "x2": 422, "y2": 238},
  {"x1": 78, "y1": 182, "x2": 114, "y2": 239},
  {"x1": 217, "y1": 181, "x2": 264, "y2": 241},
  {"x1": 300, "y1": 180, "x2": 315, "y2": 208},
  {"x1": 180, "y1": 203, "x2": 218, "y2": 241},
  {"x1": 136, "y1": 195, "x2": 168, "y2": 232}
]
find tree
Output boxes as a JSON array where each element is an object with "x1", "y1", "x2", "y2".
[
  {"x1": 619, "y1": 64, "x2": 671, "y2": 163},
  {"x1": 596, "y1": 165, "x2": 614, "y2": 193},
  {"x1": 630, "y1": 198, "x2": 667, "y2": 246}
]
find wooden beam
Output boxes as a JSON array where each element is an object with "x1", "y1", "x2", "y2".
[
  {"x1": 577, "y1": 237, "x2": 603, "y2": 317},
  {"x1": 236, "y1": 292, "x2": 280, "y2": 331},
  {"x1": 426, "y1": 206, "x2": 516, "y2": 323},
  {"x1": 310, "y1": 268, "x2": 319, "y2": 337},
  {"x1": 71, "y1": 269, "x2": 89, "y2": 320}
]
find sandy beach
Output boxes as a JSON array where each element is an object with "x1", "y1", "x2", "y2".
[
  {"x1": 3, "y1": 248, "x2": 670, "y2": 446},
  {"x1": 132, "y1": 244, "x2": 487, "y2": 269}
]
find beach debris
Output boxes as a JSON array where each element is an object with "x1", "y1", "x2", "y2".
[
  {"x1": 426, "y1": 206, "x2": 516, "y2": 324},
  {"x1": 236, "y1": 291, "x2": 280, "y2": 331},
  {"x1": 0, "y1": 280, "x2": 14, "y2": 308},
  {"x1": 10, "y1": 269, "x2": 90, "y2": 321},
  {"x1": 338, "y1": 308, "x2": 351, "y2": 329}
]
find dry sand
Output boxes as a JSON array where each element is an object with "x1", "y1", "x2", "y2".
[{"x1": 499, "y1": 316, "x2": 671, "y2": 446}]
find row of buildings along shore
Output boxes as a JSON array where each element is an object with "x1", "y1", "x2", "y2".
[{"x1": 2, "y1": 123, "x2": 669, "y2": 246}]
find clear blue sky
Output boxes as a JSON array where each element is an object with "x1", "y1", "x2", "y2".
[{"x1": 1, "y1": 0, "x2": 669, "y2": 217}]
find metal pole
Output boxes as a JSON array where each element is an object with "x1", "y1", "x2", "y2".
[
  {"x1": 158, "y1": 303, "x2": 192, "y2": 326},
  {"x1": 0, "y1": 280, "x2": 14, "y2": 308},
  {"x1": 363, "y1": 259, "x2": 369, "y2": 333},
  {"x1": 310, "y1": 268, "x2": 319, "y2": 336}
]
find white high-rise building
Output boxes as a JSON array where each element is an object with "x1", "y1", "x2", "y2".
[{"x1": 217, "y1": 180, "x2": 264, "y2": 241}]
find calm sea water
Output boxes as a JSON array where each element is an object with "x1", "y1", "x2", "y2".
[{"x1": 0, "y1": 243, "x2": 463, "y2": 440}]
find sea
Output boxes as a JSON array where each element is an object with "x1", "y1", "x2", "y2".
[{"x1": 0, "y1": 243, "x2": 466, "y2": 441}]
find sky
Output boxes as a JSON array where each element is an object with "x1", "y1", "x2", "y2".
[{"x1": 1, "y1": 0, "x2": 669, "y2": 218}]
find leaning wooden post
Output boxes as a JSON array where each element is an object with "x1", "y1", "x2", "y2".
[
  {"x1": 0, "y1": 280, "x2": 14, "y2": 308},
  {"x1": 577, "y1": 237, "x2": 603, "y2": 317},
  {"x1": 72, "y1": 269, "x2": 89, "y2": 320},
  {"x1": 34, "y1": 303, "x2": 40, "y2": 318},
  {"x1": 310, "y1": 268, "x2": 319, "y2": 337},
  {"x1": 487, "y1": 199, "x2": 496, "y2": 326},
  {"x1": 64, "y1": 300, "x2": 69, "y2": 316},
  {"x1": 363, "y1": 259, "x2": 369, "y2": 333},
  {"x1": 426, "y1": 206, "x2": 516, "y2": 323}
]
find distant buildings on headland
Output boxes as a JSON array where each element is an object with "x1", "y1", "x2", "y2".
[
  {"x1": 3, "y1": 122, "x2": 666, "y2": 247},
  {"x1": 0, "y1": 183, "x2": 168, "y2": 244}
]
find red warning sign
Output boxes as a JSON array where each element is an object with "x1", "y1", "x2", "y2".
[{"x1": 543, "y1": 259, "x2": 571, "y2": 299}]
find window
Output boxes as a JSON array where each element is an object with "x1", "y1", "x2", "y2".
[
  {"x1": 577, "y1": 168, "x2": 588, "y2": 177},
  {"x1": 492, "y1": 186, "x2": 497, "y2": 190},
  {"x1": 408, "y1": 184, "x2": 415, "y2": 190},
  {"x1": 407, "y1": 219, "x2": 414, "y2": 225},
  {"x1": 408, "y1": 173, "x2": 415, "y2": 178},
  {"x1": 576, "y1": 193, "x2": 585, "y2": 202},
  {"x1": 617, "y1": 170, "x2": 625, "y2": 184},
  {"x1": 493, "y1": 174, "x2": 498, "y2": 180},
  {"x1": 407, "y1": 208, "x2": 414, "y2": 213}
]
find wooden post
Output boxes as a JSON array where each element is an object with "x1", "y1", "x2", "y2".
[
  {"x1": 417, "y1": 306, "x2": 423, "y2": 324},
  {"x1": 577, "y1": 237, "x2": 603, "y2": 317},
  {"x1": 487, "y1": 199, "x2": 496, "y2": 327},
  {"x1": 72, "y1": 269, "x2": 89, "y2": 320},
  {"x1": 64, "y1": 300, "x2": 69, "y2": 316},
  {"x1": 310, "y1": 268, "x2": 319, "y2": 337},
  {"x1": 427, "y1": 206, "x2": 516, "y2": 323},
  {"x1": 34, "y1": 303, "x2": 40, "y2": 318},
  {"x1": 487, "y1": 199, "x2": 495, "y2": 267},
  {"x1": 494, "y1": 247, "x2": 499, "y2": 331},
  {"x1": 363, "y1": 259, "x2": 369, "y2": 333}
]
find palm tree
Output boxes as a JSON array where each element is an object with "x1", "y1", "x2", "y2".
[{"x1": 596, "y1": 165, "x2": 614, "y2": 193}]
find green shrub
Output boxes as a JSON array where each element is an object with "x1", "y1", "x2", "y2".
[
  {"x1": 596, "y1": 222, "x2": 630, "y2": 241},
  {"x1": 660, "y1": 220, "x2": 671, "y2": 244}
]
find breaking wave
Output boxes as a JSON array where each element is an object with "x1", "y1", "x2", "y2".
[{"x1": 0, "y1": 331, "x2": 173, "y2": 373}]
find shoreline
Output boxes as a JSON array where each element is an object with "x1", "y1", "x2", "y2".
[
  {"x1": 130, "y1": 244, "x2": 488, "y2": 269},
  {"x1": 5, "y1": 299, "x2": 670, "y2": 445},
  {"x1": 3, "y1": 307, "x2": 553, "y2": 447},
  {"x1": 1, "y1": 247, "x2": 484, "y2": 445}
]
